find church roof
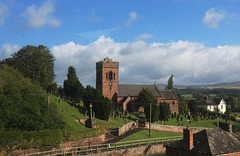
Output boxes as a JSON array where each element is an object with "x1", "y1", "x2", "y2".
[{"x1": 118, "y1": 84, "x2": 178, "y2": 100}]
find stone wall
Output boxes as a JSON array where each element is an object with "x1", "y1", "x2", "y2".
[
  {"x1": 87, "y1": 144, "x2": 165, "y2": 156},
  {"x1": 145, "y1": 122, "x2": 208, "y2": 133},
  {"x1": 60, "y1": 132, "x2": 106, "y2": 149},
  {"x1": 118, "y1": 121, "x2": 136, "y2": 136}
]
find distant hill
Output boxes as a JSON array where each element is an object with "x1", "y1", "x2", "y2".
[{"x1": 157, "y1": 81, "x2": 240, "y2": 89}]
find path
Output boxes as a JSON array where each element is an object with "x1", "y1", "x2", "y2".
[{"x1": 104, "y1": 127, "x2": 146, "y2": 144}]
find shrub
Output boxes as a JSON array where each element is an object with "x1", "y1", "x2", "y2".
[{"x1": 0, "y1": 129, "x2": 63, "y2": 150}]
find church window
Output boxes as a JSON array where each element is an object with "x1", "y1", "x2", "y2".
[
  {"x1": 114, "y1": 73, "x2": 116, "y2": 80},
  {"x1": 109, "y1": 71, "x2": 113, "y2": 80},
  {"x1": 106, "y1": 73, "x2": 108, "y2": 80}
]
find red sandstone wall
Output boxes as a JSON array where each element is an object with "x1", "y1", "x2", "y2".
[
  {"x1": 118, "y1": 121, "x2": 136, "y2": 136},
  {"x1": 162, "y1": 99, "x2": 179, "y2": 114},
  {"x1": 145, "y1": 122, "x2": 208, "y2": 133},
  {"x1": 96, "y1": 61, "x2": 119, "y2": 101},
  {"x1": 60, "y1": 132, "x2": 106, "y2": 149},
  {"x1": 90, "y1": 144, "x2": 165, "y2": 156}
]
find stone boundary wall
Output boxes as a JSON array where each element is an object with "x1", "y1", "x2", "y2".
[
  {"x1": 145, "y1": 122, "x2": 209, "y2": 133},
  {"x1": 60, "y1": 132, "x2": 106, "y2": 149},
  {"x1": 86, "y1": 144, "x2": 165, "y2": 156},
  {"x1": 12, "y1": 131, "x2": 106, "y2": 155},
  {"x1": 118, "y1": 121, "x2": 136, "y2": 136}
]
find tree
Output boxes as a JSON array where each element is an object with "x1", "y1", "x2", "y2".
[
  {"x1": 166, "y1": 74, "x2": 174, "y2": 90},
  {"x1": 10, "y1": 45, "x2": 55, "y2": 89},
  {"x1": 64, "y1": 66, "x2": 84, "y2": 102},
  {"x1": 82, "y1": 85, "x2": 112, "y2": 120},
  {"x1": 178, "y1": 101, "x2": 188, "y2": 114},
  {"x1": 195, "y1": 93, "x2": 204, "y2": 102},
  {"x1": 0, "y1": 65, "x2": 65, "y2": 131},
  {"x1": 46, "y1": 82, "x2": 59, "y2": 95},
  {"x1": 159, "y1": 102, "x2": 170, "y2": 121},
  {"x1": 136, "y1": 88, "x2": 158, "y2": 122},
  {"x1": 188, "y1": 100, "x2": 198, "y2": 115},
  {"x1": 198, "y1": 107, "x2": 208, "y2": 117}
]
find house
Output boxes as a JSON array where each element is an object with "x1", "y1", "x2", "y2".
[
  {"x1": 96, "y1": 57, "x2": 179, "y2": 113},
  {"x1": 166, "y1": 126, "x2": 240, "y2": 156},
  {"x1": 199, "y1": 96, "x2": 227, "y2": 114}
]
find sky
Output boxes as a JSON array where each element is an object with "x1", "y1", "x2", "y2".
[{"x1": 1, "y1": 0, "x2": 240, "y2": 87}]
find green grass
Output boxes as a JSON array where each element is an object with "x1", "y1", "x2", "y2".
[
  {"x1": 50, "y1": 95, "x2": 141, "y2": 131},
  {"x1": 209, "y1": 94, "x2": 217, "y2": 98},
  {"x1": 51, "y1": 95, "x2": 87, "y2": 131},
  {"x1": 119, "y1": 130, "x2": 182, "y2": 142},
  {"x1": 157, "y1": 114, "x2": 240, "y2": 128},
  {"x1": 181, "y1": 94, "x2": 193, "y2": 99}
]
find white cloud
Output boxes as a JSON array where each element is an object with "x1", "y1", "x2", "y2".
[
  {"x1": 0, "y1": 3, "x2": 9, "y2": 26},
  {"x1": 51, "y1": 36, "x2": 240, "y2": 86},
  {"x1": 0, "y1": 44, "x2": 21, "y2": 60},
  {"x1": 22, "y1": 0, "x2": 61, "y2": 28},
  {"x1": 125, "y1": 12, "x2": 138, "y2": 26},
  {"x1": 203, "y1": 8, "x2": 226, "y2": 28},
  {"x1": 135, "y1": 33, "x2": 154, "y2": 40}
]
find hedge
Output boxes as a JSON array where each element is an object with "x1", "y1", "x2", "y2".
[{"x1": 0, "y1": 129, "x2": 63, "y2": 151}]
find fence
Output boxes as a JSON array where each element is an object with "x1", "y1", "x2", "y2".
[{"x1": 25, "y1": 136, "x2": 183, "y2": 156}]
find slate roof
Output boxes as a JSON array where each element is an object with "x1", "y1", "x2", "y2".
[
  {"x1": 199, "y1": 99, "x2": 217, "y2": 106},
  {"x1": 167, "y1": 128, "x2": 240, "y2": 155},
  {"x1": 159, "y1": 90, "x2": 178, "y2": 100},
  {"x1": 117, "y1": 84, "x2": 178, "y2": 100},
  {"x1": 118, "y1": 84, "x2": 160, "y2": 97}
]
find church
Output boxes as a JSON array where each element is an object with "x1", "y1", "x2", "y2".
[{"x1": 96, "y1": 57, "x2": 178, "y2": 114}]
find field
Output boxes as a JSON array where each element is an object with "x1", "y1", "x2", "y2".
[
  {"x1": 119, "y1": 130, "x2": 182, "y2": 142},
  {"x1": 181, "y1": 94, "x2": 193, "y2": 99}
]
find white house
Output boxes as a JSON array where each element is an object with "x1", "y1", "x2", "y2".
[{"x1": 199, "y1": 97, "x2": 227, "y2": 114}]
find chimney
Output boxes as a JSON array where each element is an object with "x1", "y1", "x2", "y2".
[
  {"x1": 204, "y1": 96, "x2": 208, "y2": 101},
  {"x1": 229, "y1": 123, "x2": 232, "y2": 133},
  {"x1": 183, "y1": 126, "x2": 194, "y2": 150}
]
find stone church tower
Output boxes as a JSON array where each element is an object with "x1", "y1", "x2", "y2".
[{"x1": 96, "y1": 57, "x2": 119, "y2": 101}]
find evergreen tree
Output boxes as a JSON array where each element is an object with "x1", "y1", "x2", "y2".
[
  {"x1": 82, "y1": 85, "x2": 112, "y2": 120},
  {"x1": 136, "y1": 88, "x2": 158, "y2": 122},
  {"x1": 10, "y1": 45, "x2": 55, "y2": 89},
  {"x1": 159, "y1": 102, "x2": 170, "y2": 121},
  {"x1": 188, "y1": 99, "x2": 198, "y2": 115},
  {"x1": 64, "y1": 66, "x2": 84, "y2": 102},
  {"x1": 166, "y1": 74, "x2": 174, "y2": 90}
]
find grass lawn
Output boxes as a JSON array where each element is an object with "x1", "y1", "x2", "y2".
[
  {"x1": 157, "y1": 114, "x2": 240, "y2": 128},
  {"x1": 181, "y1": 94, "x2": 193, "y2": 99},
  {"x1": 50, "y1": 95, "x2": 141, "y2": 131},
  {"x1": 51, "y1": 95, "x2": 240, "y2": 131},
  {"x1": 209, "y1": 94, "x2": 217, "y2": 98},
  {"x1": 119, "y1": 130, "x2": 182, "y2": 142}
]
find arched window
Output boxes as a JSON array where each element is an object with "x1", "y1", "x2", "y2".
[
  {"x1": 106, "y1": 73, "x2": 108, "y2": 80},
  {"x1": 114, "y1": 73, "x2": 116, "y2": 80},
  {"x1": 109, "y1": 71, "x2": 113, "y2": 80}
]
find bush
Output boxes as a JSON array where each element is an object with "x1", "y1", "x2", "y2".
[{"x1": 0, "y1": 129, "x2": 63, "y2": 150}]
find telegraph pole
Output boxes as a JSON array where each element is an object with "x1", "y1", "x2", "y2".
[
  {"x1": 228, "y1": 104, "x2": 231, "y2": 124},
  {"x1": 149, "y1": 103, "x2": 152, "y2": 137}
]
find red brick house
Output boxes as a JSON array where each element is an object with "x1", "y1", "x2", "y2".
[
  {"x1": 96, "y1": 57, "x2": 178, "y2": 113},
  {"x1": 166, "y1": 126, "x2": 240, "y2": 156}
]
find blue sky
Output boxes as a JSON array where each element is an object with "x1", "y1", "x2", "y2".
[{"x1": 1, "y1": 0, "x2": 240, "y2": 86}]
